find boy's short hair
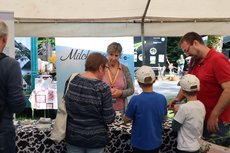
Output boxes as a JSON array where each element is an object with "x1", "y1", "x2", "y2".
[
  {"x1": 183, "y1": 90, "x2": 198, "y2": 96},
  {"x1": 136, "y1": 66, "x2": 156, "y2": 84},
  {"x1": 178, "y1": 74, "x2": 200, "y2": 92}
]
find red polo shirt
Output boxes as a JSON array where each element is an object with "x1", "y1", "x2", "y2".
[{"x1": 188, "y1": 48, "x2": 230, "y2": 122}]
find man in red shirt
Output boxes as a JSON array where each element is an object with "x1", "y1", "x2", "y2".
[{"x1": 169, "y1": 32, "x2": 230, "y2": 146}]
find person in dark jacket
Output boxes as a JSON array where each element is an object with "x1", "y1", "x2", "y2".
[
  {"x1": 0, "y1": 21, "x2": 26, "y2": 153},
  {"x1": 65, "y1": 52, "x2": 115, "y2": 153}
]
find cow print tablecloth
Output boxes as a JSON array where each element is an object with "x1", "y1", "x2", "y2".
[{"x1": 16, "y1": 114, "x2": 177, "y2": 153}]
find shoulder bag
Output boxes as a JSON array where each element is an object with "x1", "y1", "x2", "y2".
[{"x1": 50, "y1": 73, "x2": 79, "y2": 143}]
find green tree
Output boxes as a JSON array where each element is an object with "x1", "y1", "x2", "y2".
[
  {"x1": 207, "y1": 35, "x2": 223, "y2": 52},
  {"x1": 38, "y1": 37, "x2": 55, "y2": 50},
  {"x1": 166, "y1": 37, "x2": 185, "y2": 71}
]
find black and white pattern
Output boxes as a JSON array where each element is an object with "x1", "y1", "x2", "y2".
[
  {"x1": 16, "y1": 115, "x2": 177, "y2": 153},
  {"x1": 16, "y1": 121, "x2": 66, "y2": 153}
]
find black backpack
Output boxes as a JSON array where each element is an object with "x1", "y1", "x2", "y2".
[{"x1": 0, "y1": 53, "x2": 8, "y2": 121}]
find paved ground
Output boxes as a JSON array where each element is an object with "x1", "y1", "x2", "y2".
[{"x1": 134, "y1": 79, "x2": 180, "y2": 100}]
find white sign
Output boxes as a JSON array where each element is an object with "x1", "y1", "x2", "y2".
[
  {"x1": 56, "y1": 37, "x2": 134, "y2": 103},
  {"x1": 158, "y1": 54, "x2": 165, "y2": 63}
]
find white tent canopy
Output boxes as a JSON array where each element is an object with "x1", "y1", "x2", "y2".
[{"x1": 1, "y1": 0, "x2": 230, "y2": 37}]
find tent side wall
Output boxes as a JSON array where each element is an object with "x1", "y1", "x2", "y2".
[
  {"x1": 15, "y1": 23, "x2": 141, "y2": 37},
  {"x1": 144, "y1": 22, "x2": 230, "y2": 36},
  {"x1": 15, "y1": 22, "x2": 230, "y2": 37}
]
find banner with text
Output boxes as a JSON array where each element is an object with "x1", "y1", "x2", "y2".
[{"x1": 56, "y1": 37, "x2": 134, "y2": 103}]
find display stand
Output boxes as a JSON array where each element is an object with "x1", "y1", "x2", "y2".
[{"x1": 29, "y1": 75, "x2": 57, "y2": 118}]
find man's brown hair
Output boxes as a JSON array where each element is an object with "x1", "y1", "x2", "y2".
[{"x1": 179, "y1": 32, "x2": 204, "y2": 45}]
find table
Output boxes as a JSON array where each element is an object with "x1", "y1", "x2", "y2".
[
  {"x1": 105, "y1": 114, "x2": 177, "y2": 153},
  {"x1": 16, "y1": 115, "x2": 177, "y2": 153},
  {"x1": 16, "y1": 120, "x2": 66, "y2": 153}
]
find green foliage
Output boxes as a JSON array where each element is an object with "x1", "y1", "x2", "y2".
[
  {"x1": 207, "y1": 35, "x2": 223, "y2": 52},
  {"x1": 207, "y1": 35, "x2": 221, "y2": 47},
  {"x1": 166, "y1": 37, "x2": 186, "y2": 70},
  {"x1": 38, "y1": 37, "x2": 55, "y2": 50}
]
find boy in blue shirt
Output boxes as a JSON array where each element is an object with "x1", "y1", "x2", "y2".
[{"x1": 123, "y1": 65, "x2": 168, "y2": 153}]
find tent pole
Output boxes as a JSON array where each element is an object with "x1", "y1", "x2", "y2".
[
  {"x1": 141, "y1": 0, "x2": 151, "y2": 65},
  {"x1": 141, "y1": 22, "x2": 145, "y2": 65}
]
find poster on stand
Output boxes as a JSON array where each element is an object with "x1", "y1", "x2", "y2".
[
  {"x1": 0, "y1": 12, "x2": 14, "y2": 58},
  {"x1": 29, "y1": 75, "x2": 58, "y2": 110},
  {"x1": 55, "y1": 37, "x2": 134, "y2": 104},
  {"x1": 15, "y1": 37, "x2": 32, "y2": 91},
  {"x1": 134, "y1": 37, "x2": 167, "y2": 68}
]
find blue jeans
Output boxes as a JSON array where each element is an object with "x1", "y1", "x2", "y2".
[
  {"x1": 0, "y1": 129, "x2": 16, "y2": 153},
  {"x1": 66, "y1": 143, "x2": 104, "y2": 153},
  {"x1": 203, "y1": 121, "x2": 230, "y2": 147}
]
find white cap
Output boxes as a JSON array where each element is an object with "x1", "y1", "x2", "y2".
[
  {"x1": 178, "y1": 74, "x2": 200, "y2": 92},
  {"x1": 136, "y1": 66, "x2": 156, "y2": 84}
]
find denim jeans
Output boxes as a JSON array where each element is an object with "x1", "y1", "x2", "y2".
[
  {"x1": 0, "y1": 129, "x2": 16, "y2": 153},
  {"x1": 66, "y1": 143, "x2": 104, "y2": 153},
  {"x1": 203, "y1": 121, "x2": 230, "y2": 147}
]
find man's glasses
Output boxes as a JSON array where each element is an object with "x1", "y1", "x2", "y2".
[{"x1": 183, "y1": 45, "x2": 191, "y2": 53}]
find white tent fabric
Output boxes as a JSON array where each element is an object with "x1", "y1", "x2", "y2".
[{"x1": 1, "y1": 0, "x2": 230, "y2": 36}]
